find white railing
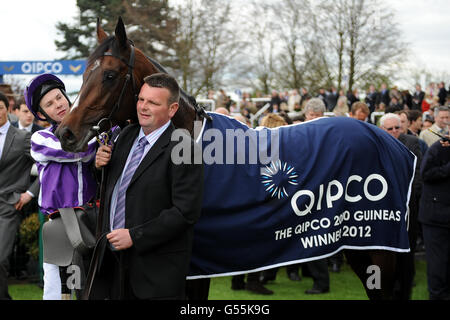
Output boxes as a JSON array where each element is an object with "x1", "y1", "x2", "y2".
[
  {"x1": 196, "y1": 99, "x2": 216, "y2": 111},
  {"x1": 371, "y1": 112, "x2": 385, "y2": 125}
]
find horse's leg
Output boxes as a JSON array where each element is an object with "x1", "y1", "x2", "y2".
[
  {"x1": 368, "y1": 250, "x2": 397, "y2": 300},
  {"x1": 344, "y1": 250, "x2": 377, "y2": 299},
  {"x1": 344, "y1": 250, "x2": 396, "y2": 300}
]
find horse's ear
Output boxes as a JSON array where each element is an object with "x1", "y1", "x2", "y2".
[
  {"x1": 96, "y1": 17, "x2": 108, "y2": 43},
  {"x1": 115, "y1": 16, "x2": 128, "y2": 49}
]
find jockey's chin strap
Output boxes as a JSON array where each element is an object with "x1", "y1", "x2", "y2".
[{"x1": 92, "y1": 43, "x2": 137, "y2": 140}]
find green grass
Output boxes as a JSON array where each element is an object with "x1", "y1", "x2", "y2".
[
  {"x1": 9, "y1": 259, "x2": 428, "y2": 300},
  {"x1": 9, "y1": 282, "x2": 43, "y2": 300},
  {"x1": 209, "y1": 259, "x2": 428, "y2": 300}
]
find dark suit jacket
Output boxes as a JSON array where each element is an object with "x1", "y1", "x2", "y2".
[
  {"x1": 377, "y1": 89, "x2": 390, "y2": 106},
  {"x1": 365, "y1": 91, "x2": 379, "y2": 113},
  {"x1": 412, "y1": 91, "x2": 424, "y2": 111},
  {"x1": 398, "y1": 133, "x2": 423, "y2": 242},
  {"x1": 11, "y1": 121, "x2": 44, "y2": 134},
  {"x1": 418, "y1": 140, "x2": 450, "y2": 228},
  {"x1": 438, "y1": 88, "x2": 447, "y2": 106},
  {"x1": 0, "y1": 125, "x2": 39, "y2": 204},
  {"x1": 95, "y1": 122, "x2": 203, "y2": 299}
]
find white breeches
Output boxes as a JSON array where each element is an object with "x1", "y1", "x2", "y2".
[{"x1": 43, "y1": 263, "x2": 61, "y2": 300}]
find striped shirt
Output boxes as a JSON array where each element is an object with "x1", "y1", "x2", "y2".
[{"x1": 30, "y1": 125, "x2": 97, "y2": 215}]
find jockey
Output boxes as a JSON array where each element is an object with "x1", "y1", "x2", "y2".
[{"x1": 24, "y1": 73, "x2": 97, "y2": 300}]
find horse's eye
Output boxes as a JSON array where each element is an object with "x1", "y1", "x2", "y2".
[{"x1": 103, "y1": 71, "x2": 117, "y2": 82}]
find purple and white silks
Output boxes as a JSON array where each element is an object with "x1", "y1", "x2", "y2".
[{"x1": 30, "y1": 125, "x2": 97, "y2": 215}]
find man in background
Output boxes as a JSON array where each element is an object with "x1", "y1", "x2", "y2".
[
  {"x1": 380, "y1": 113, "x2": 422, "y2": 300},
  {"x1": 420, "y1": 106, "x2": 449, "y2": 146},
  {"x1": 0, "y1": 92, "x2": 39, "y2": 299},
  {"x1": 12, "y1": 98, "x2": 43, "y2": 134}
]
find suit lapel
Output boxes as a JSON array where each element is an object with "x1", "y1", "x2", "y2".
[
  {"x1": 0, "y1": 126, "x2": 17, "y2": 165},
  {"x1": 129, "y1": 124, "x2": 174, "y2": 186}
]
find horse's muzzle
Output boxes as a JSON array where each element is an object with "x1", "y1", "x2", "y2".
[{"x1": 56, "y1": 126, "x2": 82, "y2": 153}]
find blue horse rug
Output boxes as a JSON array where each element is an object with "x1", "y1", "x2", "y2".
[{"x1": 187, "y1": 113, "x2": 415, "y2": 278}]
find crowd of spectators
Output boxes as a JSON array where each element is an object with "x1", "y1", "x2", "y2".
[
  {"x1": 208, "y1": 83, "x2": 449, "y2": 300},
  {"x1": 207, "y1": 81, "x2": 449, "y2": 128},
  {"x1": 1, "y1": 79, "x2": 449, "y2": 300}
]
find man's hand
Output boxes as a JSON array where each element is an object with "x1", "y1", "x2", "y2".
[
  {"x1": 15, "y1": 192, "x2": 32, "y2": 211},
  {"x1": 107, "y1": 229, "x2": 133, "y2": 251},
  {"x1": 95, "y1": 145, "x2": 112, "y2": 169},
  {"x1": 440, "y1": 134, "x2": 450, "y2": 148}
]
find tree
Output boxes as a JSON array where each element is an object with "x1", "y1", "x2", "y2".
[
  {"x1": 171, "y1": 0, "x2": 202, "y2": 93},
  {"x1": 55, "y1": 0, "x2": 178, "y2": 66},
  {"x1": 121, "y1": 0, "x2": 178, "y2": 68},
  {"x1": 170, "y1": 0, "x2": 245, "y2": 96},
  {"x1": 343, "y1": 0, "x2": 407, "y2": 91},
  {"x1": 317, "y1": 0, "x2": 348, "y2": 92},
  {"x1": 244, "y1": 1, "x2": 277, "y2": 94},
  {"x1": 55, "y1": 0, "x2": 124, "y2": 59},
  {"x1": 270, "y1": 0, "x2": 311, "y2": 90}
]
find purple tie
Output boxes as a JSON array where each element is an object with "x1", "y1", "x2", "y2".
[{"x1": 113, "y1": 136, "x2": 148, "y2": 229}]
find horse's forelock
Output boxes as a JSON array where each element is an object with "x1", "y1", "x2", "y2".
[{"x1": 87, "y1": 36, "x2": 122, "y2": 67}]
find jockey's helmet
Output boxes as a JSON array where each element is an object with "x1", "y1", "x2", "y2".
[{"x1": 24, "y1": 73, "x2": 70, "y2": 121}]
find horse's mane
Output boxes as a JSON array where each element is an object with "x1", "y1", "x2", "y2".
[{"x1": 146, "y1": 56, "x2": 198, "y2": 110}]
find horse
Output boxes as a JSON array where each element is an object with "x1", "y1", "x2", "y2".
[{"x1": 56, "y1": 17, "x2": 410, "y2": 300}]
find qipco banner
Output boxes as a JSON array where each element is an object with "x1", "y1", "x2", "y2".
[
  {"x1": 186, "y1": 113, "x2": 414, "y2": 278},
  {"x1": 0, "y1": 60, "x2": 86, "y2": 75}
]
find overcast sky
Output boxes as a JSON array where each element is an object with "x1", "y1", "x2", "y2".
[{"x1": 1, "y1": 0, "x2": 449, "y2": 93}]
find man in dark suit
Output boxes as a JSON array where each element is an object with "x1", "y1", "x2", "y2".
[
  {"x1": 9, "y1": 99, "x2": 43, "y2": 280},
  {"x1": 380, "y1": 112, "x2": 422, "y2": 300},
  {"x1": 418, "y1": 136, "x2": 450, "y2": 300},
  {"x1": 93, "y1": 73, "x2": 203, "y2": 300},
  {"x1": 438, "y1": 82, "x2": 447, "y2": 106},
  {"x1": 0, "y1": 92, "x2": 39, "y2": 299},
  {"x1": 11, "y1": 99, "x2": 43, "y2": 134},
  {"x1": 364, "y1": 84, "x2": 379, "y2": 114},
  {"x1": 412, "y1": 84, "x2": 425, "y2": 111},
  {"x1": 325, "y1": 87, "x2": 338, "y2": 112},
  {"x1": 377, "y1": 83, "x2": 390, "y2": 107}
]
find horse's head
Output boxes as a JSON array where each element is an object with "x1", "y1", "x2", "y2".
[
  {"x1": 56, "y1": 17, "x2": 157, "y2": 152},
  {"x1": 57, "y1": 17, "x2": 206, "y2": 152}
]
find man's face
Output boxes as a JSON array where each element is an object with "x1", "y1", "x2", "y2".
[
  {"x1": 435, "y1": 110, "x2": 449, "y2": 128},
  {"x1": 422, "y1": 120, "x2": 433, "y2": 131},
  {"x1": 382, "y1": 118, "x2": 401, "y2": 139},
  {"x1": 18, "y1": 103, "x2": 34, "y2": 127},
  {"x1": 410, "y1": 117, "x2": 422, "y2": 132},
  {"x1": 38, "y1": 88, "x2": 70, "y2": 124},
  {"x1": 352, "y1": 109, "x2": 369, "y2": 121},
  {"x1": 137, "y1": 83, "x2": 178, "y2": 135},
  {"x1": 0, "y1": 101, "x2": 8, "y2": 127},
  {"x1": 399, "y1": 113, "x2": 409, "y2": 134},
  {"x1": 305, "y1": 110, "x2": 323, "y2": 121}
]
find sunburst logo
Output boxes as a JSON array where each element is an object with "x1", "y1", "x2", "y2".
[{"x1": 261, "y1": 160, "x2": 299, "y2": 199}]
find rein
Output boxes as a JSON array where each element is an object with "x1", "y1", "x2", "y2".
[{"x1": 84, "y1": 43, "x2": 137, "y2": 300}]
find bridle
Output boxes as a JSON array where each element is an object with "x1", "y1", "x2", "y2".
[
  {"x1": 91, "y1": 42, "x2": 138, "y2": 137},
  {"x1": 87, "y1": 41, "x2": 211, "y2": 142}
]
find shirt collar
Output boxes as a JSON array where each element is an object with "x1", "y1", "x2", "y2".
[
  {"x1": 19, "y1": 122, "x2": 33, "y2": 132},
  {"x1": 138, "y1": 120, "x2": 171, "y2": 146},
  {"x1": 0, "y1": 120, "x2": 10, "y2": 135}
]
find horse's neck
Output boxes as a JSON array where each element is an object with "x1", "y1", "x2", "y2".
[{"x1": 172, "y1": 97, "x2": 198, "y2": 136}]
